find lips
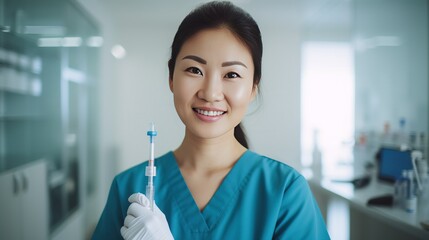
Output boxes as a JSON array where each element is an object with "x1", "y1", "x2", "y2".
[
  {"x1": 194, "y1": 108, "x2": 225, "y2": 116},
  {"x1": 192, "y1": 107, "x2": 226, "y2": 121}
]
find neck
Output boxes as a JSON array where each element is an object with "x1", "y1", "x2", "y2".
[{"x1": 174, "y1": 129, "x2": 247, "y2": 172}]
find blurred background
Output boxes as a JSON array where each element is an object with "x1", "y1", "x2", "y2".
[{"x1": 0, "y1": 0, "x2": 428, "y2": 239}]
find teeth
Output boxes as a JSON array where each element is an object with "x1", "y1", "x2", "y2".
[{"x1": 196, "y1": 109, "x2": 224, "y2": 116}]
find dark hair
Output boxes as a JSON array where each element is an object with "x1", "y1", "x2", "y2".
[{"x1": 168, "y1": 1, "x2": 262, "y2": 148}]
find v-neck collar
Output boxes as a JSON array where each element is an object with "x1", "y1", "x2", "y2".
[{"x1": 164, "y1": 150, "x2": 255, "y2": 232}]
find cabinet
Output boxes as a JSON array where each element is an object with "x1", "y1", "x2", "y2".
[
  {"x1": 0, "y1": 0, "x2": 100, "y2": 236},
  {"x1": 0, "y1": 160, "x2": 48, "y2": 240}
]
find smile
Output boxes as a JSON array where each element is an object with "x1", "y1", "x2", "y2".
[{"x1": 193, "y1": 108, "x2": 226, "y2": 117}]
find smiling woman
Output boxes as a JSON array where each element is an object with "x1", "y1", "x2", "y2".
[
  {"x1": 92, "y1": 1, "x2": 330, "y2": 239},
  {"x1": 171, "y1": 27, "x2": 255, "y2": 141}
]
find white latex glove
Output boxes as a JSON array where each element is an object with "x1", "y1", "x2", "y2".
[{"x1": 120, "y1": 193, "x2": 174, "y2": 240}]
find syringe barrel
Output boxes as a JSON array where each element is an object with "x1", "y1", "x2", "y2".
[
  {"x1": 146, "y1": 185, "x2": 155, "y2": 211},
  {"x1": 149, "y1": 142, "x2": 155, "y2": 163},
  {"x1": 146, "y1": 123, "x2": 157, "y2": 211}
]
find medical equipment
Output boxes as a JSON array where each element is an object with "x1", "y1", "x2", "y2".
[
  {"x1": 377, "y1": 147, "x2": 412, "y2": 183},
  {"x1": 393, "y1": 170, "x2": 407, "y2": 207},
  {"x1": 411, "y1": 150, "x2": 425, "y2": 192},
  {"x1": 404, "y1": 169, "x2": 417, "y2": 212},
  {"x1": 146, "y1": 123, "x2": 158, "y2": 211}
]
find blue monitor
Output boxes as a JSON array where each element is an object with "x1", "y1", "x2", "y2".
[{"x1": 378, "y1": 147, "x2": 412, "y2": 183}]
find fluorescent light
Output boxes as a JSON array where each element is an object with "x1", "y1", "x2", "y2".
[
  {"x1": 111, "y1": 44, "x2": 126, "y2": 59},
  {"x1": 37, "y1": 37, "x2": 82, "y2": 47},
  {"x1": 87, "y1": 36, "x2": 104, "y2": 47},
  {"x1": 38, "y1": 37, "x2": 63, "y2": 47},
  {"x1": 62, "y1": 37, "x2": 82, "y2": 47}
]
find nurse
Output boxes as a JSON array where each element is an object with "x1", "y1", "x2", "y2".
[{"x1": 92, "y1": 1, "x2": 330, "y2": 239}]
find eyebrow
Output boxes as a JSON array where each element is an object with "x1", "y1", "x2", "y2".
[
  {"x1": 182, "y1": 55, "x2": 207, "y2": 64},
  {"x1": 182, "y1": 55, "x2": 247, "y2": 68},
  {"x1": 222, "y1": 61, "x2": 247, "y2": 68}
]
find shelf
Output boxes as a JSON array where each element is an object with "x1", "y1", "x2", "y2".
[
  {"x1": 0, "y1": 115, "x2": 42, "y2": 121},
  {"x1": 0, "y1": 68, "x2": 43, "y2": 96},
  {"x1": 0, "y1": 88, "x2": 42, "y2": 96},
  {"x1": 0, "y1": 29, "x2": 39, "y2": 50}
]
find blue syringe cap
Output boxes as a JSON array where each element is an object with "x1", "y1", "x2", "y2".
[
  {"x1": 147, "y1": 123, "x2": 158, "y2": 136},
  {"x1": 147, "y1": 130, "x2": 157, "y2": 136}
]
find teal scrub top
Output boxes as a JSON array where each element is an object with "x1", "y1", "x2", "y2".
[{"x1": 92, "y1": 151, "x2": 330, "y2": 239}]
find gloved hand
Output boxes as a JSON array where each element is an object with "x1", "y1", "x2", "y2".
[{"x1": 120, "y1": 193, "x2": 174, "y2": 240}]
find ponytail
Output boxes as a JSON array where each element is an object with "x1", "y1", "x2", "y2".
[{"x1": 234, "y1": 123, "x2": 249, "y2": 148}]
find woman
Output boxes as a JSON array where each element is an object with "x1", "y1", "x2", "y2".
[{"x1": 93, "y1": 1, "x2": 330, "y2": 239}]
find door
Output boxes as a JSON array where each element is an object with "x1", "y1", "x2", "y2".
[
  {"x1": 21, "y1": 160, "x2": 48, "y2": 240},
  {"x1": 0, "y1": 170, "x2": 21, "y2": 239}
]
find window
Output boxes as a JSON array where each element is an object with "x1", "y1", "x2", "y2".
[{"x1": 301, "y1": 42, "x2": 355, "y2": 178}]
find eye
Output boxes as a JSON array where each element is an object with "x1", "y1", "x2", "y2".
[
  {"x1": 224, "y1": 72, "x2": 241, "y2": 79},
  {"x1": 185, "y1": 67, "x2": 203, "y2": 76}
]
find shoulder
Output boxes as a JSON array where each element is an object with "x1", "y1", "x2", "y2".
[
  {"x1": 240, "y1": 151, "x2": 308, "y2": 199},
  {"x1": 245, "y1": 150, "x2": 303, "y2": 184}
]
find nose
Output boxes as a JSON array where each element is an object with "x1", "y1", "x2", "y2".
[{"x1": 197, "y1": 74, "x2": 224, "y2": 102}]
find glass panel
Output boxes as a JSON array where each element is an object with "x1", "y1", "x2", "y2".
[
  {"x1": 66, "y1": 80, "x2": 80, "y2": 213},
  {"x1": 300, "y1": 0, "x2": 428, "y2": 178},
  {"x1": 0, "y1": 16, "x2": 45, "y2": 171},
  {"x1": 0, "y1": 0, "x2": 100, "y2": 232},
  {"x1": 354, "y1": 0, "x2": 428, "y2": 158}
]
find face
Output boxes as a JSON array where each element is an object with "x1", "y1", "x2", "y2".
[{"x1": 170, "y1": 27, "x2": 256, "y2": 141}]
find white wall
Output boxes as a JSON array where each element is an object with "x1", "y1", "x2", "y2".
[
  {"x1": 114, "y1": 22, "x2": 183, "y2": 171},
  {"x1": 243, "y1": 19, "x2": 302, "y2": 171}
]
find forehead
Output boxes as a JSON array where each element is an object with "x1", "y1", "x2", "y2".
[{"x1": 178, "y1": 28, "x2": 253, "y2": 64}]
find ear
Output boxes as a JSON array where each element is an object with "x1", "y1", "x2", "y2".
[
  {"x1": 168, "y1": 59, "x2": 175, "y2": 93},
  {"x1": 169, "y1": 78, "x2": 174, "y2": 93},
  {"x1": 250, "y1": 85, "x2": 258, "y2": 101}
]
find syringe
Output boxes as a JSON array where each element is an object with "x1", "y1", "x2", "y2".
[{"x1": 146, "y1": 123, "x2": 157, "y2": 211}]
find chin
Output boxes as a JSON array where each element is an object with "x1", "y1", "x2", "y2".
[{"x1": 187, "y1": 124, "x2": 233, "y2": 140}]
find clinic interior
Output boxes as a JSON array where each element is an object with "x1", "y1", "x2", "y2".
[{"x1": 0, "y1": 0, "x2": 428, "y2": 239}]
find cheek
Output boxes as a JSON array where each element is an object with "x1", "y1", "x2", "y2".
[
  {"x1": 225, "y1": 82, "x2": 254, "y2": 108},
  {"x1": 172, "y1": 78, "x2": 196, "y2": 105}
]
